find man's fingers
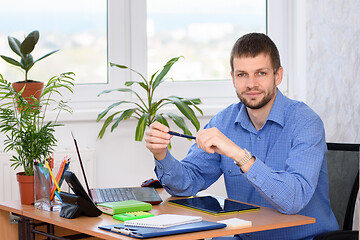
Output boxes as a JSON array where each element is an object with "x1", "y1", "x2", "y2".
[
  {"x1": 145, "y1": 128, "x2": 171, "y2": 140},
  {"x1": 145, "y1": 142, "x2": 169, "y2": 150},
  {"x1": 150, "y1": 121, "x2": 170, "y2": 132},
  {"x1": 195, "y1": 127, "x2": 225, "y2": 155},
  {"x1": 144, "y1": 135, "x2": 170, "y2": 145}
]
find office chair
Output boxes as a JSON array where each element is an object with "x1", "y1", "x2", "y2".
[{"x1": 313, "y1": 143, "x2": 359, "y2": 240}]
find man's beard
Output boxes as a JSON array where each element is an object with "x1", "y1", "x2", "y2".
[{"x1": 237, "y1": 86, "x2": 276, "y2": 110}]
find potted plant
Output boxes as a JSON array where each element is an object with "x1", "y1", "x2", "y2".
[
  {"x1": 0, "y1": 72, "x2": 74, "y2": 204},
  {"x1": 97, "y1": 56, "x2": 203, "y2": 142},
  {"x1": 0, "y1": 30, "x2": 58, "y2": 101}
]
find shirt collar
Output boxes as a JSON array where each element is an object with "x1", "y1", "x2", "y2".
[{"x1": 235, "y1": 88, "x2": 286, "y2": 130}]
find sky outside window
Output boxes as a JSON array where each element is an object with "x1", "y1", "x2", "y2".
[
  {"x1": 147, "y1": 0, "x2": 266, "y2": 82},
  {"x1": 0, "y1": 0, "x2": 107, "y2": 84}
]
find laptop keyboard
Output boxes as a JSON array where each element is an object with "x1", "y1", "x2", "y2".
[{"x1": 98, "y1": 188, "x2": 136, "y2": 202}]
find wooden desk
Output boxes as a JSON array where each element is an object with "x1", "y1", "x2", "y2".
[{"x1": 0, "y1": 189, "x2": 315, "y2": 240}]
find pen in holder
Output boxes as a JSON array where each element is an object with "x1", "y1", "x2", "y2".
[{"x1": 34, "y1": 163, "x2": 62, "y2": 212}]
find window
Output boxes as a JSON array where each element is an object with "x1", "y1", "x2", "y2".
[
  {"x1": 0, "y1": 0, "x2": 107, "y2": 85},
  {"x1": 147, "y1": 0, "x2": 266, "y2": 82},
  {"x1": 126, "y1": 0, "x2": 276, "y2": 109},
  {"x1": 1, "y1": 0, "x2": 292, "y2": 118}
]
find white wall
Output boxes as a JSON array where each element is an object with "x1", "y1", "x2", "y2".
[{"x1": 305, "y1": 0, "x2": 360, "y2": 144}]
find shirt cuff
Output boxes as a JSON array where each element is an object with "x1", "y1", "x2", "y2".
[
  {"x1": 243, "y1": 157, "x2": 270, "y2": 187},
  {"x1": 154, "y1": 149, "x2": 177, "y2": 177}
]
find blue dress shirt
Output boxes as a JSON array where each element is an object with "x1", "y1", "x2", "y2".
[{"x1": 155, "y1": 90, "x2": 338, "y2": 240}]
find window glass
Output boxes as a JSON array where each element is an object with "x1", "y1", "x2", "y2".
[
  {"x1": 0, "y1": 0, "x2": 107, "y2": 84},
  {"x1": 147, "y1": 0, "x2": 266, "y2": 82}
]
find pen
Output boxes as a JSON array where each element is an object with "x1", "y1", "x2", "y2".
[
  {"x1": 111, "y1": 227, "x2": 142, "y2": 237},
  {"x1": 45, "y1": 161, "x2": 61, "y2": 193},
  {"x1": 168, "y1": 131, "x2": 196, "y2": 140}
]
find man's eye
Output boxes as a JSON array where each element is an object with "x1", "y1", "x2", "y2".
[
  {"x1": 237, "y1": 73, "x2": 246, "y2": 77},
  {"x1": 257, "y1": 72, "x2": 266, "y2": 76}
]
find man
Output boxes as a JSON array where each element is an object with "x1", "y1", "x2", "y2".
[{"x1": 145, "y1": 33, "x2": 338, "y2": 239}]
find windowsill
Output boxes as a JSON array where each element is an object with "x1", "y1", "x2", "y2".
[{"x1": 48, "y1": 96, "x2": 239, "y2": 123}]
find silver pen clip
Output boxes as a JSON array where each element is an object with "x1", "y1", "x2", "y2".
[{"x1": 111, "y1": 227, "x2": 142, "y2": 237}]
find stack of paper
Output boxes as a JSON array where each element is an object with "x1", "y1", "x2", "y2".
[{"x1": 124, "y1": 214, "x2": 202, "y2": 228}]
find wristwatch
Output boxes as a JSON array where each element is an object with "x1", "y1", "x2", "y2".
[{"x1": 235, "y1": 149, "x2": 253, "y2": 167}]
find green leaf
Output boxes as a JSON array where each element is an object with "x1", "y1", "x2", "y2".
[
  {"x1": 155, "y1": 114, "x2": 169, "y2": 128},
  {"x1": 27, "y1": 30, "x2": 40, "y2": 45},
  {"x1": 184, "y1": 98, "x2": 202, "y2": 105},
  {"x1": 20, "y1": 35, "x2": 37, "y2": 55},
  {"x1": 96, "y1": 100, "x2": 133, "y2": 121},
  {"x1": 8, "y1": 36, "x2": 22, "y2": 57},
  {"x1": 167, "y1": 96, "x2": 200, "y2": 131},
  {"x1": 22, "y1": 54, "x2": 34, "y2": 71},
  {"x1": 125, "y1": 81, "x2": 148, "y2": 91},
  {"x1": 109, "y1": 62, "x2": 128, "y2": 69},
  {"x1": 166, "y1": 113, "x2": 192, "y2": 135},
  {"x1": 111, "y1": 108, "x2": 137, "y2": 132},
  {"x1": 183, "y1": 98, "x2": 203, "y2": 115},
  {"x1": 97, "y1": 87, "x2": 136, "y2": 96},
  {"x1": 0, "y1": 55, "x2": 23, "y2": 68},
  {"x1": 150, "y1": 69, "x2": 160, "y2": 84},
  {"x1": 97, "y1": 87, "x2": 146, "y2": 110},
  {"x1": 33, "y1": 50, "x2": 59, "y2": 64},
  {"x1": 135, "y1": 113, "x2": 149, "y2": 141},
  {"x1": 110, "y1": 62, "x2": 147, "y2": 83},
  {"x1": 152, "y1": 56, "x2": 182, "y2": 90},
  {"x1": 19, "y1": 31, "x2": 39, "y2": 56},
  {"x1": 97, "y1": 111, "x2": 121, "y2": 139}
]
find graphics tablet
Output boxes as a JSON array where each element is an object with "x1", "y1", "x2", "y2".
[{"x1": 168, "y1": 196, "x2": 259, "y2": 215}]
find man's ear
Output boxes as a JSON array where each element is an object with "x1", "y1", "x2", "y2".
[
  {"x1": 230, "y1": 71, "x2": 236, "y2": 88},
  {"x1": 275, "y1": 66, "x2": 283, "y2": 86}
]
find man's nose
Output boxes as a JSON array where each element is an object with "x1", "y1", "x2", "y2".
[{"x1": 246, "y1": 75, "x2": 257, "y2": 88}]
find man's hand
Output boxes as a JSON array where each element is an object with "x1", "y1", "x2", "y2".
[
  {"x1": 144, "y1": 122, "x2": 172, "y2": 160},
  {"x1": 196, "y1": 127, "x2": 254, "y2": 172},
  {"x1": 196, "y1": 127, "x2": 246, "y2": 160}
]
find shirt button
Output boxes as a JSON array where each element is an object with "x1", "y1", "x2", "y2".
[
  {"x1": 158, "y1": 165, "x2": 163, "y2": 169},
  {"x1": 253, "y1": 177, "x2": 256, "y2": 181},
  {"x1": 257, "y1": 136, "x2": 261, "y2": 140},
  {"x1": 228, "y1": 170, "x2": 232, "y2": 174},
  {"x1": 271, "y1": 195, "x2": 275, "y2": 199}
]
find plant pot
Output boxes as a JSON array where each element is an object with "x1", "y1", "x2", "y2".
[
  {"x1": 16, "y1": 172, "x2": 34, "y2": 205},
  {"x1": 12, "y1": 81, "x2": 44, "y2": 102}
]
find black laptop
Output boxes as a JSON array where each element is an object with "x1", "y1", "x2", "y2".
[{"x1": 71, "y1": 133, "x2": 162, "y2": 205}]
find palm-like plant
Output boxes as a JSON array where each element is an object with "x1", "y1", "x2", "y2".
[
  {"x1": 97, "y1": 57, "x2": 203, "y2": 141},
  {"x1": 0, "y1": 72, "x2": 74, "y2": 176}
]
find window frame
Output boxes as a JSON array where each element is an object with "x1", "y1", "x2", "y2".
[{"x1": 63, "y1": 0, "x2": 300, "y2": 121}]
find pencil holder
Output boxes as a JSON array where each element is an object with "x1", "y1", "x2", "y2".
[{"x1": 34, "y1": 164, "x2": 61, "y2": 212}]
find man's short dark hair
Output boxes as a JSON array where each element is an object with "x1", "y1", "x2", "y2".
[{"x1": 230, "y1": 33, "x2": 281, "y2": 73}]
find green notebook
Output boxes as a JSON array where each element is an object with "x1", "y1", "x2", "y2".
[{"x1": 97, "y1": 200, "x2": 152, "y2": 215}]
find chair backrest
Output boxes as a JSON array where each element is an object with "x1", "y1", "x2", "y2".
[{"x1": 326, "y1": 143, "x2": 359, "y2": 230}]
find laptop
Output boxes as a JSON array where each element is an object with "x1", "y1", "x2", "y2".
[{"x1": 71, "y1": 132, "x2": 163, "y2": 205}]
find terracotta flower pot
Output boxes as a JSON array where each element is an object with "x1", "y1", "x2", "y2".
[
  {"x1": 12, "y1": 81, "x2": 44, "y2": 102},
  {"x1": 16, "y1": 172, "x2": 34, "y2": 205}
]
